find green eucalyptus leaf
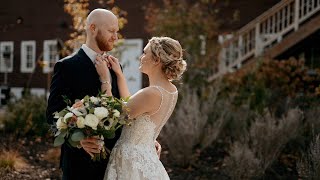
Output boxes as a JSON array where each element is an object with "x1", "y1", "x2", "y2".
[
  {"x1": 71, "y1": 131, "x2": 85, "y2": 142},
  {"x1": 54, "y1": 134, "x2": 65, "y2": 147},
  {"x1": 68, "y1": 137, "x2": 80, "y2": 147},
  {"x1": 104, "y1": 131, "x2": 115, "y2": 139}
]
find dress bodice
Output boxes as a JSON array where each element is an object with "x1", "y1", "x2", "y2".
[
  {"x1": 104, "y1": 86, "x2": 177, "y2": 180},
  {"x1": 117, "y1": 115, "x2": 156, "y2": 147},
  {"x1": 117, "y1": 85, "x2": 178, "y2": 146}
]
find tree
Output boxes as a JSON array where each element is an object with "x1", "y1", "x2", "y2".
[{"x1": 145, "y1": 0, "x2": 233, "y2": 86}]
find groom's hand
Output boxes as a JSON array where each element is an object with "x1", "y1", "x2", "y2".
[
  {"x1": 80, "y1": 137, "x2": 101, "y2": 158},
  {"x1": 155, "y1": 141, "x2": 162, "y2": 159}
]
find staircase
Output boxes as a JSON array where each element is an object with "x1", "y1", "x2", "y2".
[{"x1": 209, "y1": 0, "x2": 320, "y2": 81}]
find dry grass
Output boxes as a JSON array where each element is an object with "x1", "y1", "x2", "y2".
[
  {"x1": 224, "y1": 108, "x2": 303, "y2": 179},
  {"x1": 224, "y1": 142, "x2": 260, "y2": 180},
  {"x1": 0, "y1": 150, "x2": 28, "y2": 171},
  {"x1": 160, "y1": 81, "x2": 226, "y2": 166},
  {"x1": 42, "y1": 147, "x2": 61, "y2": 164},
  {"x1": 297, "y1": 134, "x2": 320, "y2": 179}
]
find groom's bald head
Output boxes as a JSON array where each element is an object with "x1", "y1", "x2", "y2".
[
  {"x1": 85, "y1": 9, "x2": 119, "y2": 52},
  {"x1": 86, "y1": 9, "x2": 117, "y2": 27},
  {"x1": 86, "y1": 9, "x2": 118, "y2": 32}
]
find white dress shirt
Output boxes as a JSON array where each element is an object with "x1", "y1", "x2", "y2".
[
  {"x1": 81, "y1": 44, "x2": 99, "y2": 64},
  {"x1": 81, "y1": 44, "x2": 112, "y2": 83}
]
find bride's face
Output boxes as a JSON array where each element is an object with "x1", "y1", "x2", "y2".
[{"x1": 139, "y1": 43, "x2": 154, "y2": 74}]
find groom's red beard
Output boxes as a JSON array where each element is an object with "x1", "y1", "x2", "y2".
[{"x1": 96, "y1": 30, "x2": 113, "y2": 51}]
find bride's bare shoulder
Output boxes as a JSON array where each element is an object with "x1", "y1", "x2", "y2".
[{"x1": 135, "y1": 86, "x2": 161, "y2": 97}]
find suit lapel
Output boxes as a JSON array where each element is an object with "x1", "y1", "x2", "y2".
[{"x1": 76, "y1": 48, "x2": 120, "y2": 98}]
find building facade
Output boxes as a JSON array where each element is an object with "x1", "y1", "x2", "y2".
[
  {"x1": 1, "y1": 0, "x2": 295, "y2": 105},
  {"x1": 0, "y1": 0, "x2": 151, "y2": 104}
]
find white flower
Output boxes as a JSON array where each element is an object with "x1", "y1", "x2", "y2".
[
  {"x1": 119, "y1": 119, "x2": 126, "y2": 125},
  {"x1": 76, "y1": 116, "x2": 85, "y2": 128},
  {"x1": 113, "y1": 109, "x2": 120, "y2": 118},
  {"x1": 63, "y1": 112, "x2": 74, "y2": 123},
  {"x1": 90, "y1": 96, "x2": 99, "y2": 104},
  {"x1": 94, "y1": 107, "x2": 109, "y2": 120},
  {"x1": 104, "y1": 118, "x2": 114, "y2": 130},
  {"x1": 53, "y1": 112, "x2": 60, "y2": 119},
  {"x1": 84, "y1": 114, "x2": 99, "y2": 130},
  {"x1": 71, "y1": 108, "x2": 83, "y2": 116},
  {"x1": 56, "y1": 117, "x2": 67, "y2": 130}
]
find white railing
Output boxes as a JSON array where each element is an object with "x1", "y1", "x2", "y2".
[{"x1": 215, "y1": 0, "x2": 320, "y2": 78}]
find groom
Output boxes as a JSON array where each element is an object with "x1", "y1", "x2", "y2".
[{"x1": 47, "y1": 9, "x2": 161, "y2": 180}]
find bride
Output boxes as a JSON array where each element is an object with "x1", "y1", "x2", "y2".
[{"x1": 95, "y1": 36, "x2": 187, "y2": 180}]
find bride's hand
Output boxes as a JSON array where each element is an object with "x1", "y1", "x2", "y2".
[
  {"x1": 155, "y1": 141, "x2": 162, "y2": 159},
  {"x1": 95, "y1": 54, "x2": 110, "y2": 82},
  {"x1": 107, "y1": 55, "x2": 122, "y2": 75}
]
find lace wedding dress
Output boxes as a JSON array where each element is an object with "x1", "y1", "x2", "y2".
[{"x1": 104, "y1": 86, "x2": 178, "y2": 180}]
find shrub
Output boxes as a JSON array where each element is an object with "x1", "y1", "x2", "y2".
[
  {"x1": 3, "y1": 95, "x2": 49, "y2": 137},
  {"x1": 224, "y1": 109, "x2": 303, "y2": 179},
  {"x1": 297, "y1": 134, "x2": 320, "y2": 179},
  {"x1": 160, "y1": 81, "x2": 227, "y2": 166}
]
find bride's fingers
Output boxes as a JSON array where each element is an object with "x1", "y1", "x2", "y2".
[
  {"x1": 108, "y1": 55, "x2": 119, "y2": 63},
  {"x1": 72, "y1": 101, "x2": 83, "y2": 108},
  {"x1": 108, "y1": 57, "x2": 119, "y2": 67},
  {"x1": 96, "y1": 55, "x2": 103, "y2": 62}
]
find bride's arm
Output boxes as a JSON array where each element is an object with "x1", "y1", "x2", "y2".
[
  {"x1": 95, "y1": 55, "x2": 112, "y2": 96},
  {"x1": 108, "y1": 55, "x2": 131, "y2": 98}
]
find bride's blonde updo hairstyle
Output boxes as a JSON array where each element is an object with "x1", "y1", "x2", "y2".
[{"x1": 149, "y1": 37, "x2": 187, "y2": 81}]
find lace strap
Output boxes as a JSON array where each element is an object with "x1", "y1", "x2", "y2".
[
  {"x1": 154, "y1": 93, "x2": 177, "y2": 140},
  {"x1": 149, "y1": 86, "x2": 163, "y2": 116}
]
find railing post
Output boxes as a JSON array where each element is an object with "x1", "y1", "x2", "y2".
[
  {"x1": 255, "y1": 23, "x2": 263, "y2": 56},
  {"x1": 294, "y1": 0, "x2": 300, "y2": 30},
  {"x1": 238, "y1": 35, "x2": 243, "y2": 59}
]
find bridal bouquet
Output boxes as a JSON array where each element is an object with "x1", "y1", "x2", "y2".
[{"x1": 52, "y1": 94, "x2": 130, "y2": 161}]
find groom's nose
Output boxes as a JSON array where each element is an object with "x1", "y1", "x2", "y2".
[{"x1": 112, "y1": 32, "x2": 118, "y2": 41}]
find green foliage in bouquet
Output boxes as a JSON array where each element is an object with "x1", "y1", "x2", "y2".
[
  {"x1": 52, "y1": 93, "x2": 130, "y2": 161},
  {"x1": 3, "y1": 95, "x2": 48, "y2": 137}
]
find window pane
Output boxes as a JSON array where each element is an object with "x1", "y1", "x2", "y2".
[
  {"x1": 26, "y1": 45, "x2": 33, "y2": 68},
  {"x1": 49, "y1": 44, "x2": 57, "y2": 68}
]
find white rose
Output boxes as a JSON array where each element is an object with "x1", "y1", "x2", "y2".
[
  {"x1": 84, "y1": 114, "x2": 99, "y2": 130},
  {"x1": 113, "y1": 109, "x2": 120, "y2": 118},
  {"x1": 76, "y1": 116, "x2": 85, "y2": 128},
  {"x1": 94, "y1": 107, "x2": 109, "y2": 120},
  {"x1": 56, "y1": 117, "x2": 67, "y2": 130},
  {"x1": 90, "y1": 96, "x2": 99, "y2": 104},
  {"x1": 63, "y1": 112, "x2": 74, "y2": 123},
  {"x1": 104, "y1": 118, "x2": 114, "y2": 130}
]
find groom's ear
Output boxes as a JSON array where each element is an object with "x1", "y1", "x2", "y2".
[{"x1": 90, "y1": 24, "x2": 96, "y2": 33}]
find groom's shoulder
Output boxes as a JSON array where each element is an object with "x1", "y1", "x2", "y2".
[{"x1": 58, "y1": 51, "x2": 79, "y2": 64}]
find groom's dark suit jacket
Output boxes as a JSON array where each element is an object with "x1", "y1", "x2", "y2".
[{"x1": 46, "y1": 48, "x2": 121, "y2": 180}]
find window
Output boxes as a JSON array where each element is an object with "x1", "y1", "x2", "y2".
[
  {"x1": 43, "y1": 40, "x2": 59, "y2": 73},
  {"x1": 0, "y1": 41, "x2": 14, "y2": 73},
  {"x1": 21, "y1": 41, "x2": 36, "y2": 73}
]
